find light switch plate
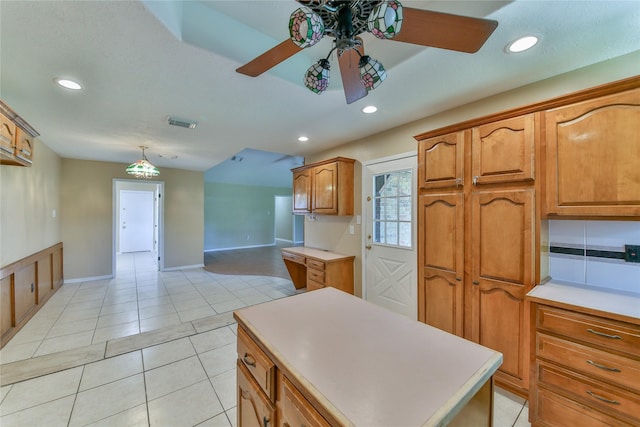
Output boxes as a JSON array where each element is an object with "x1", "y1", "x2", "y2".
[{"x1": 349, "y1": 225, "x2": 355, "y2": 235}]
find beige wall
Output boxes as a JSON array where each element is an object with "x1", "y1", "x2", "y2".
[
  {"x1": 303, "y1": 51, "x2": 640, "y2": 297},
  {"x1": 61, "y1": 159, "x2": 203, "y2": 280},
  {"x1": 0, "y1": 139, "x2": 62, "y2": 266}
]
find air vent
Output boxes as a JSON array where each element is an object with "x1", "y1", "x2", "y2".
[{"x1": 167, "y1": 116, "x2": 197, "y2": 129}]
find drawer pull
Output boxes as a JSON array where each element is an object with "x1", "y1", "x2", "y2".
[
  {"x1": 587, "y1": 328, "x2": 622, "y2": 340},
  {"x1": 586, "y1": 359, "x2": 621, "y2": 372},
  {"x1": 243, "y1": 353, "x2": 257, "y2": 367},
  {"x1": 263, "y1": 416, "x2": 270, "y2": 427},
  {"x1": 586, "y1": 390, "x2": 621, "y2": 405}
]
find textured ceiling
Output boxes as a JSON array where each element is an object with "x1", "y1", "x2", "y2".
[{"x1": 1, "y1": 1, "x2": 639, "y2": 183}]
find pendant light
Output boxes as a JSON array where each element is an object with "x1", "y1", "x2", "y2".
[{"x1": 126, "y1": 146, "x2": 159, "y2": 179}]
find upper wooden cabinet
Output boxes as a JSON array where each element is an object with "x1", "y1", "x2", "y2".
[
  {"x1": 471, "y1": 113, "x2": 536, "y2": 185},
  {"x1": 292, "y1": 168, "x2": 311, "y2": 213},
  {"x1": 418, "y1": 130, "x2": 465, "y2": 190},
  {"x1": 0, "y1": 100, "x2": 38, "y2": 167},
  {"x1": 291, "y1": 157, "x2": 355, "y2": 216},
  {"x1": 545, "y1": 87, "x2": 640, "y2": 217}
]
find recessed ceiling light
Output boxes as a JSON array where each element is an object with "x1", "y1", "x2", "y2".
[
  {"x1": 506, "y1": 35, "x2": 540, "y2": 53},
  {"x1": 55, "y1": 78, "x2": 82, "y2": 90},
  {"x1": 298, "y1": 136, "x2": 309, "y2": 142},
  {"x1": 362, "y1": 105, "x2": 378, "y2": 114}
]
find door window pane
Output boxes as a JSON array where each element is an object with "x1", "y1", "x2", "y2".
[{"x1": 372, "y1": 169, "x2": 413, "y2": 248}]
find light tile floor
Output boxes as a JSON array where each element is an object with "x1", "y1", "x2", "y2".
[{"x1": 0, "y1": 252, "x2": 530, "y2": 426}]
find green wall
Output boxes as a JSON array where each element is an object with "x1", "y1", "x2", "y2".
[{"x1": 204, "y1": 182, "x2": 291, "y2": 251}]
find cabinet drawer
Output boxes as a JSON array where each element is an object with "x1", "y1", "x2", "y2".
[
  {"x1": 306, "y1": 259, "x2": 325, "y2": 271},
  {"x1": 306, "y1": 279, "x2": 325, "y2": 292},
  {"x1": 282, "y1": 251, "x2": 305, "y2": 265},
  {"x1": 537, "y1": 360, "x2": 640, "y2": 422},
  {"x1": 237, "y1": 361, "x2": 276, "y2": 427},
  {"x1": 282, "y1": 377, "x2": 330, "y2": 427},
  {"x1": 307, "y1": 268, "x2": 325, "y2": 284},
  {"x1": 237, "y1": 326, "x2": 276, "y2": 402},
  {"x1": 0, "y1": 112, "x2": 16, "y2": 155},
  {"x1": 536, "y1": 333, "x2": 640, "y2": 392},
  {"x1": 537, "y1": 305, "x2": 640, "y2": 357},
  {"x1": 535, "y1": 386, "x2": 636, "y2": 427}
]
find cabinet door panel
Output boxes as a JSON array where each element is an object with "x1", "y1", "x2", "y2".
[
  {"x1": 37, "y1": 254, "x2": 53, "y2": 303},
  {"x1": 418, "y1": 131, "x2": 465, "y2": 189},
  {"x1": 471, "y1": 189, "x2": 533, "y2": 389},
  {"x1": 14, "y1": 264, "x2": 36, "y2": 324},
  {"x1": 472, "y1": 190, "x2": 533, "y2": 286},
  {"x1": 15, "y1": 128, "x2": 33, "y2": 164},
  {"x1": 418, "y1": 193, "x2": 464, "y2": 335},
  {"x1": 1, "y1": 276, "x2": 12, "y2": 336},
  {"x1": 312, "y1": 162, "x2": 339, "y2": 214},
  {"x1": 545, "y1": 88, "x2": 640, "y2": 216},
  {"x1": 471, "y1": 114, "x2": 535, "y2": 185},
  {"x1": 237, "y1": 361, "x2": 276, "y2": 427},
  {"x1": 292, "y1": 169, "x2": 311, "y2": 213},
  {"x1": 0, "y1": 112, "x2": 16, "y2": 155},
  {"x1": 477, "y1": 283, "x2": 525, "y2": 380},
  {"x1": 421, "y1": 268, "x2": 463, "y2": 336},
  {"x1": 419, "y1": 193, "x2": 464, "y2": 273}
]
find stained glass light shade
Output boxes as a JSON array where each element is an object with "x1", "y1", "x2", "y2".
[
  {"x1": 289, "y1": 7, "x2": 324, "y2": 48},
  {"x1": 359, "y1": 56, "x2": 386, "y2": 91},
  {"x1": 304, "y1": 59, "x2": 330, "y2": 94},
  {"x1": 368, "y1": 0, "x2": 404, "y2": 39},
  {"x1": 126, "y1": 147, "x2": 159, "y2": 179}
]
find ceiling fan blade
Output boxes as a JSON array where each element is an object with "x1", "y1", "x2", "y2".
[
  {"x1": 392, "y1": 8, "x2": 498, "y2": 53},
  {"x1": 236, "y1": 39, "x2": 303, "y2": 77},
  {"x1": 338, "y1": 40, "x2": 367, "y2": 104}
]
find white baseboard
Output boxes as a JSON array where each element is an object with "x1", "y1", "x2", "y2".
[
  {"x1": 204, "y1": 243, "x2": 275, "y2": 252},
  {"x1": 64, "y1": 274, "x2": 113, "y2": 284},
  {"x1": 162, "y1": 263, "x2": 205, "y2": 271},
  {"x1": 275, "y1": 238, "x2": 293, "y2": 243}
]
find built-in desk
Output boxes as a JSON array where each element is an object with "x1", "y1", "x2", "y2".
[{"x1": 281, "y1": 247, "x2": 354, "y2": 294}]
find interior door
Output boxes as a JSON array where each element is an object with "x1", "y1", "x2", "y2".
[
  {"x1": 364, "y1": 154, "x2": 417, "y2": 319},
  {"x1": 120, "y1": 190, "x2": 154, "y2": 253}
]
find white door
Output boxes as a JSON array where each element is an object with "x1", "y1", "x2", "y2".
[
  {"x1": 120, "y1": 190, "x2": 154, "y2": 253},
  {"x1": 364, "y1": 154, "x2": 417, "y2": 319}
]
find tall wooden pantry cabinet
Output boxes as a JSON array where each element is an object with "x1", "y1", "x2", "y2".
[{"x1": 416, "y1": 112, "x2": 540, "y2": 395}]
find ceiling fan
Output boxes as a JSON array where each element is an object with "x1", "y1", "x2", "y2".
[{"x1": 236, "y1": 0, "x2": 498, "y2": 104}]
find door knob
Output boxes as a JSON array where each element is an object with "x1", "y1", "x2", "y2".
[{"x1": 365, "y1": 245, "x2": 372, "y2": 250}]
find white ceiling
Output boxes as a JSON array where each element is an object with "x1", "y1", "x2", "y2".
[{"x1": 1, "y1": 1, "x2": 639, "y2": 182}]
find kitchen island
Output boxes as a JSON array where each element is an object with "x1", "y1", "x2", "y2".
[{"x1": 233, "y1": 287, "x2": 502, "y2": 426}]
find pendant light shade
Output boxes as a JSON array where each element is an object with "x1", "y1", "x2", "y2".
[
  {"x1": 126, "y1": 146, "x2": 159, "y2": 179},
  {"x1": 368, "y1": 0, "x2": 404, "y2": 39},
  {"x1": 359, "y1": 56, "x2": 386, "y2": 91},
  {"x1": 289, "y1": 7, "x2": 324, "y2": 48},
  {"x1": 304, "y1": 59, "x2": 330, "y2": 94}
]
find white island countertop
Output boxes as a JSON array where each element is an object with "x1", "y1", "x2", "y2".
[{"x1": 234, "y1": 288, "x2": 502, "y2": 427}]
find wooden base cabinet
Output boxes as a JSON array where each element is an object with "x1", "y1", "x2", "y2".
[{"x1": 530, "y1": 303, "x2": 640, "y2": 426}]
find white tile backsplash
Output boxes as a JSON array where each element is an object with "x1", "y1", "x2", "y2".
[
  {"x1": 548, "y1": 220, "x2": 640, "y2": 294},
  {"x1": 549, "y1": 220, "x2": 585, "y2": 247},
  {"x1": 586, "y1": 220, "x2": 640, "y2": 250}
]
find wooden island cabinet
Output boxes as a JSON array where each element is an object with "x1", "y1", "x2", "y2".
[{"x1": 234, "y1": 288, "x2": 503, "y2": 427}]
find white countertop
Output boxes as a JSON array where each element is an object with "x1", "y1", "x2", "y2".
[
  {"x1": 527, "y1": 280, "x2": 640, "y2": 322},
  {"x1": 234, "y1": 288, "x2": 502, "y2": 427},
  {"x1": 282, "y1": 246, "x2": 354, "y2": 261}
]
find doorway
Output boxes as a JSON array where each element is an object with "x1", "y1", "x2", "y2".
[
  {"x1": 274, "y1": 195, "x2": 304, "y2": 245},
  {"x1": 113, "y1": 179, "x2": 164, "y2": 275},
  {"x1": 363, "y1": 152, "x2": 417, "y2": 319}
]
